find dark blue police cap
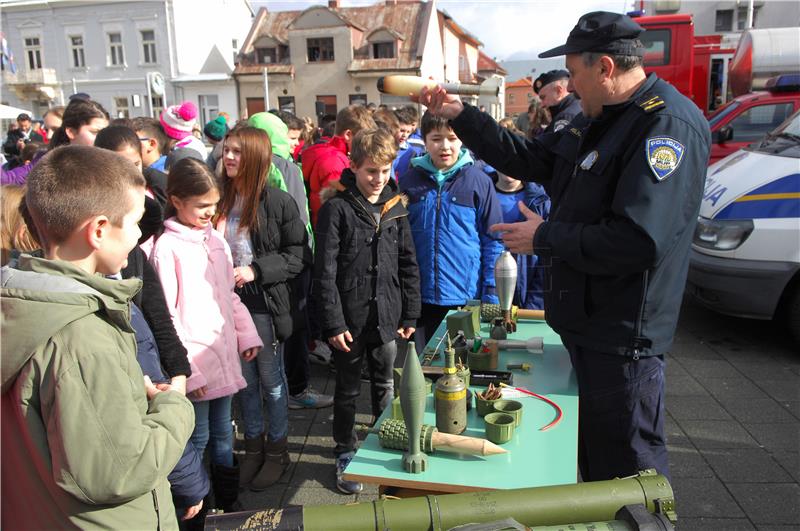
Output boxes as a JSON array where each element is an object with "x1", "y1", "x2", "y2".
[
  {"x1": 539, "y1": 11, "x2": 645, "y2": 58},
  {"x1": 533, "y1": 70, "x2": 570, "y2": 94},
  {"x1": 69, "y1": 92, "x2": 92, "y2": 102}
]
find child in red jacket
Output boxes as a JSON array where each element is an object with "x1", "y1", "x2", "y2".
[{"x1": 301, "y1": 105, "x2": 375, "y2": 226}]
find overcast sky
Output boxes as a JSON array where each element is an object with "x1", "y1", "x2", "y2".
[{"x1": 253, "y1": 0, "x2": 637, "y2": 60}]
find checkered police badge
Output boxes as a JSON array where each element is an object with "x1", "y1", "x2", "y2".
[{"x1": 646, "y1": 137, "x2": 685, "y2": 181}]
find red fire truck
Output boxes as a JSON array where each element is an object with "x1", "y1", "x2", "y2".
[
  {"x1": 636, "y1": 14, "x2": 736, "y2": 114},
  {"x1": 635, "y1": 14, "x2": 800, "y2": 163}
]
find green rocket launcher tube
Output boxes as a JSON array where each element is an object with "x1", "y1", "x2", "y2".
[{"x1": 205, "y1": 470, "x2": 675, "y2": 530}]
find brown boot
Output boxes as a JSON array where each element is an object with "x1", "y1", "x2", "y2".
[
  {"x1": 239, "y1": 436, "x2": 264, "y2": 489},
  {"x1": 250, "y1": 436, "x2": 290, "y2": 491}
]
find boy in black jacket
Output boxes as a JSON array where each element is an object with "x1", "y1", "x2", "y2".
[{"x1": 312, "y1": 128, "x2": 421, "y2": 494}]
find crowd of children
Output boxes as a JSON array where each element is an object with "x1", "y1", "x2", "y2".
[{"x1": 0, "y1": 94, "x2": 549, "y2": 527}]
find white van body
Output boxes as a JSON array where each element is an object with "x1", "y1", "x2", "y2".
[{"x1": 686, "y1": 111, "x2": 800, "y2": 341}]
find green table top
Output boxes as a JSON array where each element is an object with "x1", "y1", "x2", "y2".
[{"x1": 343, "y1": 316, "x2": 578, "y2": 493}]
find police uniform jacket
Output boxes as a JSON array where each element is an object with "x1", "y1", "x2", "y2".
[
  {"x1": 544, "y1": 93, "x2": 583, "y2": 134},
  {"x1": 451, "y1": 74, "x2": 711, "y2": 357}
]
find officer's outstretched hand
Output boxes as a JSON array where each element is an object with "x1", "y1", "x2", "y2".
[
  {"x1": 414, "y1": 85, "x2": 464, "y2": 120},
  {"x1": 490, "y1": 201, "x2": 544, "y2": 255}
]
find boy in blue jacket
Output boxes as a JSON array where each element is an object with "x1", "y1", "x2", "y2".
[
  {"x1": 393, "y1": 106, "x2": 424, "y2": 182},
  {"x1": 399, "y1": 112, "x2": 504, "y2": 346},
  {"x1": 492, "y1": 169, "x2": 551, "y2": 310}
]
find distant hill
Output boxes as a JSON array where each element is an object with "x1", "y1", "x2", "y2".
[{"x1": 500, "y1": 58, "x2": 566, "y2": 83}]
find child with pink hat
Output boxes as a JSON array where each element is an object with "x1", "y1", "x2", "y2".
[{"x1": 160, "y1": 101, "x2": 208, "y2": 161}]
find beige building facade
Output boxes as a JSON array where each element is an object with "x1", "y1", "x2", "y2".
[{"x1": 234, "y1": 0, "x2": 499, "y2": 120}]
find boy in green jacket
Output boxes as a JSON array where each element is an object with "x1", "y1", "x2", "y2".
[{"x1": 1, "y1": 146, "x2": 195, "y2": 530}]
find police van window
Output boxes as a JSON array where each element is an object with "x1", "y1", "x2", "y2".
[
  {"x1": 640, "y1": 29, "x2": 670, "y2": 66},
  {"x1": 728, "y1": 103, "x2": 795, "y2": 143}
]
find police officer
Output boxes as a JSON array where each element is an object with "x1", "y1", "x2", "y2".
[
  {"x1": 418, "y1": 11, "x2": 710, "y2": 482},
  {"x1": 533, "y1": 70, "x2": 582, "y2": 134}
]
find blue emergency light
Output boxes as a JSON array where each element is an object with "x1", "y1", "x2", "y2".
[{"x1": 765, "y1": 74, "x2": 800, "y2": 93}]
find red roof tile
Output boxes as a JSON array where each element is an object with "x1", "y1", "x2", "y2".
[{"x1": 478, "y1": 50, "x2": 507, "y2": 75}]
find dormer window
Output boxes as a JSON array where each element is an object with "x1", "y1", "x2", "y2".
[
  {"x1": 372, "y1": 41, "x2": 394, "y2": 59},
  {"x1": 307, "y1": 37, "x2": 334, "y2": 62},
  {"x1": 256, "y1": 47, "x2": 276, "y2": 64},
  {"x1": 366, "y1": 27, "x2": 402, "y2": 60}
]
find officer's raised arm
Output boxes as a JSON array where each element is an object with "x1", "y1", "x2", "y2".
[
  {"x1": 416, "y1": 85, "x2": 463, "y2": 120},
  {"x1": 417, "y1": 86, "x2": 557, "y2": 186}
]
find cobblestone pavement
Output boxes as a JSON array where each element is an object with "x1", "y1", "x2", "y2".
[{"x1": 237, "y1": 297, "x2": 799, "y2": 530}]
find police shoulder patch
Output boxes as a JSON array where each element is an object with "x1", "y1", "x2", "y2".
[
  {"x1": 646, "y1": 137, "x2": 685, "y2": 181},
  {"x1": 553, "y1": 119, "x2": 571, "y2": 132}
]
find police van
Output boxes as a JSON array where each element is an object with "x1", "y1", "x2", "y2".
[{"x1": 687, "y1": 110, "x2": 800, "y2": 345}]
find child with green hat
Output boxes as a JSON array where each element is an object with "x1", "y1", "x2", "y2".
[{"x1": 204, "y1": 114, "x2": 229, "y2": 169}]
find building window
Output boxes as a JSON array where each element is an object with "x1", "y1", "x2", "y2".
[
  {"x1": 141, "y1": 30, "x2": 157, "y2": 64},
  {"x1": 24, "y1": 37, "x2": 42, "y2": 70},
  {"x1": 508, "y1": 93, "x2": 515, "y2": 104},
  {"x1": 108, "y1": 32, "x2": 125, "y2": 66},
  {"x1": 278, "y1": 96, "x2": 296, "y2": 114},
  {"x1": 256, "y1": 47, "x2": 276, "y2": 64},
  {"x1": 114, "y1": 96, "x2": 130, "y2": 119},
  {"x1": 372, "y1": 41, "x2": 394, "y2": 59},
  {"x1": 151, "y1": 95, "x2": 164, "y2": 118},
  {"x1": 307, "y1": 37, "x2": 334, "y2": 62},
  {"x1": 232, "y1": 38, "x2": 239, "y2": 64},
  {"x1": 715, "y1": 10, "x2": 733, "y2": 32},
  {"x1": 69, "y1": 35, "x2": 85, "y2": 68},
  {"x1": 316, "y1": 95, "x2": 337, "y2": 116},
  {"x1": 736, "y1": 6, "x2": 759, "y2": 30},
  {"x1": 640, "y1": 28, "x2": 671, "y2": 66},
  {"x1": 349, "y1": 94, "x2": 367, "y2": 106},
  {"x1": 198, "y1": 95, "x2": 219, "y2": 125}
]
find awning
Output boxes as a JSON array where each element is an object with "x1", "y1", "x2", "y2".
[{"x1": 0, "y1": 103, "x2": 34, "y2": 119}]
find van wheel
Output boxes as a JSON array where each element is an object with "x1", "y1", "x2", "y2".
[{"x1": 787, "y1": 285, "x2": 800, "y2": 347}]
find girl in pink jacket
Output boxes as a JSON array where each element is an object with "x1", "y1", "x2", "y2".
[{"x1": 150, "y1": 157, "x2": 261, "y2": 512}]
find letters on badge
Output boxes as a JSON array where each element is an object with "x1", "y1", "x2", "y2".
[{"x1": 646, "y1": 137, "x2": 685, "y2": 181}]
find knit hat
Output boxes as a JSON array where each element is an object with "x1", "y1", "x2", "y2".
[
  {"x1": 204, "y1": 115, "x2": 228, "y2": 142},
  {"x1": 160, "y1": 101, "x2": 198, "y2": 140}
]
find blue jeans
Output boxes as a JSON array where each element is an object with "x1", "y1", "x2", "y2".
[
  {"x1": 237, "y1": 312, "x2": 289, "y2": 441},
  {"x1": 191, "y1": 395, "x2": 234, "y2": 467}
]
